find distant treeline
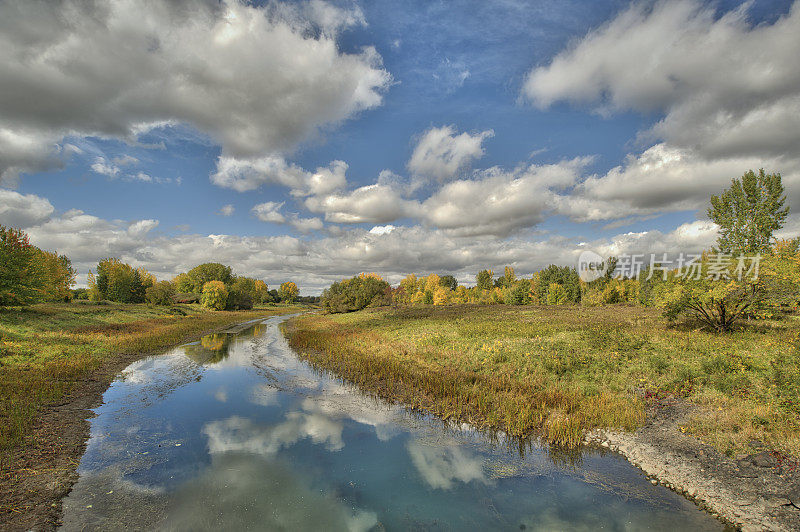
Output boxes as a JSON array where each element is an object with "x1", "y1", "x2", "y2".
[{"x1": 1, "y1": 224, "x2": 311, "y2": 311}]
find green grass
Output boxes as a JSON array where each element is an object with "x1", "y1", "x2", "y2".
[
  {"x1": 286, "y1": 305, "x2": 800, "y2": 455},
  {"x1": 0, "y1": 301, "x2": 304, "y2": 454}
]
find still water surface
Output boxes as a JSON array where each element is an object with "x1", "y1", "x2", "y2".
[{"x1": 61, "y1": 315, "x2": 723, "y2": 530}]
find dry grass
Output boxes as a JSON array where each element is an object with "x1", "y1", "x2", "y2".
[{"x1": 285, "y1": 305, "x2": 800, "y2": 454}]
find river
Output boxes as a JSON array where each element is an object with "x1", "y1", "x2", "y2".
[{"x1": 60, "y1": 315, "x2": 724, "y2": 530}]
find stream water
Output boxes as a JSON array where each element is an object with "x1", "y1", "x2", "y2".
[{"x1": 60, "y1": 315, "x2": 724, "y2": 530}]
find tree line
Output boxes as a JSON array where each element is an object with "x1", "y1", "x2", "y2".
[
  {"x1": 0, "y1": 230, "x2": 306, "y2": 311},
  {"x1": 322, "y1": 170, "x2": 798, "y2": 332}
]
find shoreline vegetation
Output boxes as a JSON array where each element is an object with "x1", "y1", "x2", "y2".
[
  {"x1": 286, "y1": 305, "x2": 799, "y2": 455},
  {"x1": 0, "y1": 302, "x2": 305, "y2": 530}
]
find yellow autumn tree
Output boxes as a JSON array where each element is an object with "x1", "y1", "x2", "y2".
[
  {"x1": 201, "y1": 280, "x2": 228, "y2": 310},
  {"x1": 279, "y1": 281, "x2": 299, "y2": 302},
  {"x1": 433, "y1": 286, "x2": 449, "y2": 305}
]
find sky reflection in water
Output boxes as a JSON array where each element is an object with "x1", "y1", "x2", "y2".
[{"x1": 60, "y1": 316, "x2": 723, "y2": 531}]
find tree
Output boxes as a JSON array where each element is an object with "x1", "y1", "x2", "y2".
[
  {"x1": 709, "y1": 169, "x2": 789, "y2": 255},
  {"x1": 538, "y1": 265, "x2": 581, "y2": 303},
  {"x1": 507, "y1": 279, "x2": 531, "y2": 305},
  {"x1": 439, "y1": 275, "x2": 457, "y2": 291},
  {"x1": 187, "y1": 263, "x2": 233, "y2": 293},
  {"x1": 432, "y1": 286, "x2": 449, "y2": 306},
  {"x1": 146, "y1": 281, "x2": 175, "y2": 306},
  {"x1": 321, "y1": 275, "x2": 391, "y2": 313},
  {"x1": 34, "y1": 249, "x2": 75, "y2": 301},
  {"x1": 227, "y1": 277, "x2": 255, "y2": 310},
  {"x1": 94, "y1": 258, "x2": 149, "y2": 303},
  {"x1": 0, "y1": 225, "x2": 45, "y2": 306},
  {"x1": 547, "y1": 283, "x2": 568, "y2": 305},
  {"x1": 476, "y1": 269, "x2": 494, "y2": 290},
  {"x1": 279, "y1": 281, "x2": 299, "y2": 302},
  {"x1": 201, "y1": 281, "x2": 228, "y2": 310},
  {"x1": 253, "y1": 280, "x2": 270, "y2": 303},
  {"x1": 172, "y1": 272, "x2": 195, "y2": 293}
]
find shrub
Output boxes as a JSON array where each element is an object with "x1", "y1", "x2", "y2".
[
  {"x1": 653, "y1": 255, "x2": 772, "y2": 332},
  {"x1": 174, "y1": 292, "x2": 200, "y2": 304},
  {"x1": 146, "y1": 281, "x2": 175, "y2": 306},
  {"x1": 201, "y1": 281, "x2": 228, "y2": 311}
]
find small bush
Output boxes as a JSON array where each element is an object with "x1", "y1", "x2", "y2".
[{"x1": 174, "y1": 292, "x2": 200, "y2": 304}]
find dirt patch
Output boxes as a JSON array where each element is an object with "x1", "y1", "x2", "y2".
[
  {"x1": 585, "y1": 397, "x2": 800, "y2": 531},
  {"x1": 0, "y1": 319, "x2": 268, "y2": 532}
]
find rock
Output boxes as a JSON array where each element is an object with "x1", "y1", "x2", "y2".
[{"x1": 748, "y1": 451, "x2": 778, "y2": 468}]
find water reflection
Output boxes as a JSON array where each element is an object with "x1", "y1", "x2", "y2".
[{"x1": 61, "y1": 316, "x2": 723, "y2": 531}]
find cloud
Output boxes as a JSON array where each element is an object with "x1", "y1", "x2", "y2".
[
  {"x1": 407, "y1": 439, "x2": 486, "y2": 490},
  {"x1": 0, "y1": 188, "x2": 55, "y2": 228},
  {"x1": 523, "y1": 0, "x2": 800, "y2": 215},
  {"x1": 90, "y1": 157, "x2": 120, "y2": 178},
  {"x1": 421, "y1": 158, "x2": 590, "y2": 236},
  {"x1": 211, "y1": 156, "x2": 348, "y2": 196},
  {"x1": 203, "y1": 414, "x2": 343, "y2": 455},
  {"x1": 113, "y1": 155, "x2": 139, "y2": 167},
  {"x1": 304, "y1": 183, "x2": 419, "y2": 224},
  {"x1": 288, "y1": 216, "x2": 324, "y2": 233},
  {"x1": 252, "y1": 202, "x2": 286, "y2": 224},
  {"x1": 218, "y1": 204, "x2": 235, "y2": 217},
  {"x1": 408, "y1": 126, "x2": 494, "y2": 182},
  {"x1": 0, "y1": 129, "x2": 73, "y2": 185},
  {"x1": 0, "y1": 0, "x2": 391, "y2": 180},
  {"x1": 10, "y1": 187, "x2": 720, "y2": 293},
  {"x1": 252, "y1": 201, "x2": 323, "y2": 233}
]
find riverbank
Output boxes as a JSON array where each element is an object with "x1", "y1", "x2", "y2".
[
  {"x1": 285, "y1": 305, "x2": 800, "y2": 529},
  {"x1": 0, "y1": 302, "x2": 305, "y2": 531}
]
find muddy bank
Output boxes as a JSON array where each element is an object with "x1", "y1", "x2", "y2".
[
  {"x1": 585, "y1": 397, "x2": 800, "y2": 531},
  {"x1": 0, "y1": 316, "x2": 280, "y2": 532}
]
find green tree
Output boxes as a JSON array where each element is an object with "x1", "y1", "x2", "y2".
[
  {"x1": 507, "y1": 279, "x2": 531, "y2": 305},
  {"x1": 438, "y1": 274, "x2": 457, "y2": 291},
  {"x1": 476, "y1": 269, "x2": 493, "y2": 290},
  {"x1": 0, "y1": 225, "x2": 46, "y2": 306},
  {"x1": 146, "y1": 281, "x2": 175, "y2": 306},
  {"x1": 546, "y1": 283, "x2": 568, "y2": 305},
  {"x1": 708, "y1": 169, "x2": 789, "y2": 255},
  {"x1": 538, "y1": 265, "x2": 581, "y2": 303},
  {"x1": 187, "y1": 263, "x2": 233, "y2": 293},
  {"x1": 321, "y1": 275, "x2": 391, "y2": 313}
]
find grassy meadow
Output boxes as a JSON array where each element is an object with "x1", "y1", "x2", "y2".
[
  {"x1": 0, "y1": 301, "x2": 303, "y2": 456},
  {"x1": 286, "y1": 304, "x2": 800, "y2": 455}
]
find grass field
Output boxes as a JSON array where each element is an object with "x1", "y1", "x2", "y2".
[
  {"x1": 286, "y1": 305, "x2": 800, "y2": 455},
  {"x1": 0, "y1": 301, "x2": 304, "y2": 455}
]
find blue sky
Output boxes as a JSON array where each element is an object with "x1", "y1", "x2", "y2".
[{"x1": 1, "y1": 0, "x2": 798, "y2": 292}]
